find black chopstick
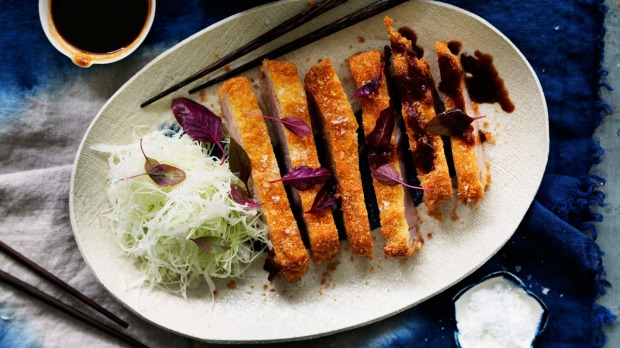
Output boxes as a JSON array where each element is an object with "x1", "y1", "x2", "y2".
[
  {"x1": 0, "y1": 269, "x2": 149, "y2": 348},
  {"x1": 140, "y1": 0, "x2": 348, "y2": 108},
  {"x1": 188, "y1": 0, "x2": 408, "y2": 94},
  {"x1": 0, "y1": 240, "x2": 128, "y2": 328}
]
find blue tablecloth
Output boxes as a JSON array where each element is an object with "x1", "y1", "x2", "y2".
[{"x1": 0, "y1": 1, "x2": 614, "y2": 347}]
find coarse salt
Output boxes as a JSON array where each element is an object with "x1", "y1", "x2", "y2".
[{"x1": 455, "y1": 275, "x2": 545, "y2": 348}]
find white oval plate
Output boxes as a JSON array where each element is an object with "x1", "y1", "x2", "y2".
[{"x1": 70, "y1": 0, "x2": 548, "y2": 343}]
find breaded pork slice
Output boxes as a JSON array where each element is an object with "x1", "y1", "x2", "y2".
[
  {"x1": 304, "y1": 59, "x2": 373, "y2": 259},
  {"x1": 348, "y1": 50, "x2": 422, "y2": 257},
  {"x1": 260, "y1": 59, "x2": 340, "y2": 263},
  {"x1": 385, "y1": 17, "x2": 454, "y2": 218},
  {"x1": 218, "y1": 76, "x2": 309, "y2": 281},
  {"x1": 435, "y1": 41, "x2": 490, "y2": 205}
]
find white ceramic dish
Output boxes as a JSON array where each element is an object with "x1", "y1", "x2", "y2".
[{"x1": 70, "y1": 0, "x2": 548, "y2": 343}]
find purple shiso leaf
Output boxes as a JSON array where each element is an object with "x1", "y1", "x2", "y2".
[
  {"x1": 365, "y1": 106, "x2": 395, "y2": 153},
  {"x1": 229, "y1": 182, "x2": 260, "y2": 208},
  {"x1": 306, "y1": 178, "x2": 338, "y2": 214},
  {"x1": 280, "y1": 116, "x2": 311, "y2": 137},
  {"x1": 371, "y1": 164, "x2": 431, "y2": 191},
  {"x1": 191, "y1": 236, "x2": 230, "y2": 254},
  {"x1": 228, "y1": 138, "x2": 252, "y2": 194},
  {"x1": 134, "y1": 138, "x2": 186, "y2": 187},
  {"x1": 270, "y1": 166, "x2": 332, "y2": 191},
  {"x1": 425, "y1": 108, "x2": 486, "y2": 137},
  {"x1": 140, "y1": 138, "x2": 160, "y2": 171},
  {"x1": 352, "y1": 62, "x2": 385, "y2": 99},
  {"x1": 147, "y1": 164, "x2": 187, "y2": 187},
  {"x1": 244, "y1": 112, "x2": 311, "y2": 137},
  {"x1": 171, "y1": 97, "x2": 226, "y2": 164}
]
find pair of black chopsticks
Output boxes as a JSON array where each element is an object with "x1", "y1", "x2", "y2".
[
  {"x1": 0, "y1": 241, "x2": 148, "y2": 348},
  {"x1": 140, "y1": 0, "x2": 409, "y2": 108}
]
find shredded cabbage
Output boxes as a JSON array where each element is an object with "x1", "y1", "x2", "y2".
[{"x1": 92, "y1": 129, "x2": 268, "y2": 298}]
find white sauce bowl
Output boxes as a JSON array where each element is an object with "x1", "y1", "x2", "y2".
[{"x1": 38, "y1": 0, "x2": 156, "y2": 67}]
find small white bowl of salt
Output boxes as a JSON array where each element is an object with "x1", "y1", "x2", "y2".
[{"x1": 453, "y1": 271, "x2": 549, "y2": 348}]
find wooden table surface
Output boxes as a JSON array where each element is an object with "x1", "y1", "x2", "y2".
[{"x1": 596, "y1": 0, "x2": 619, "y2": 346}]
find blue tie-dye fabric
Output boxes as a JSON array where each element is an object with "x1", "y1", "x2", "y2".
[{"x1": 0, "y1": 1, "x2": 614, "y2": 347}]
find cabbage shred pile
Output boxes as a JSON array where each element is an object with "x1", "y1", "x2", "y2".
[{"x1": 93, "y1": 130, "x2": 268, "y2": 298}]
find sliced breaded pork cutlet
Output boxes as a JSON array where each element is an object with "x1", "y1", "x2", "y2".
[
  {"x1": 435, "y1": 41, "x2": 490, "y2": 205},
  {"x1": 218, "y1": 76, "x2": 309, "y2": 280},
  {"x1": 384, "y1": 17, "x2": 454, "y2": 218},
  {"x1": 304, "y1": 59, "x2": 373, "y2": 259},
  {"x1": 348, "y1": 50, "x2": 422, "y2": 257},
  {"x1": 260, "y1": 59, "x2": 340, "y2": 263}
]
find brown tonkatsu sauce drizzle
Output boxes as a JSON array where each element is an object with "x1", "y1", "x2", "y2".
[
  {"x1": 447, "y1": 41, "x2": 463, "y2": 55},
  {"x1": 390, "y1": 37, "x2": 436, "y2": 175},
  {"x1": 397, "y1": 27, "x2": 424, "y2": 59},
  {"x1": 437, "y1": 51, "x2": 475, "y2": 146},
  {"x1": 440, "y1": 41, "x2": 514, "y2": 113},
  {"x1": 437, "y1": 54, "x2": 465, "y2": 111},
  {"x1": 461, "y1": 50, "x2": 515, "y2": 113}
]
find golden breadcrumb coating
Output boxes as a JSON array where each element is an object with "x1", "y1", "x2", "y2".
[
  {"x1": 261, "y1": 59, "x2": 340, "y2": 263},
  {"x1": 304, "y1": 59, "x2": 373, "y2": 259},
  {"x1": 218, "y1": 76, "x2": 308, "y2": 281}
]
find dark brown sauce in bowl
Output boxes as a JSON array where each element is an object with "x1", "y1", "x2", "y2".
[{"x1": 50, "y1": 0, "x2": 150, "y2": 55}]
